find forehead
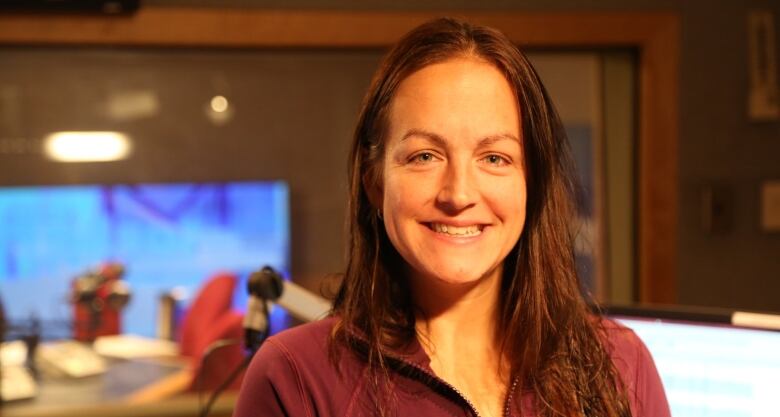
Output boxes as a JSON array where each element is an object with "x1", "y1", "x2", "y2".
[{"x1": 387, "y1": 57, "x2": 520, "y2": 141}]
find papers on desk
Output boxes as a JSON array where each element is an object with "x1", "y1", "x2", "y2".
[
  {"x1": 93, "y1": 334, "x2": 179, "y2": 359},
  {"x1": 1, "y1": 364, "x2": 38, "y2": 401},
  {"x1": 37, "y1": 340, "x2": 107, "y2": 378},
  {"x1": 1, "y1": 340, "x2": 28, "y2": 367},
  {"x1": 1, "y1": 341, "x2": 38, "y2": 401},
  {"x1": 10, "y1": 335, "x2": 178, "y2": 382}
]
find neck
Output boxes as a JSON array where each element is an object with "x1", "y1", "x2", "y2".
[
  {"x1": 411, "y1": 266, "x2": 504, "y2": 367},
  {"x1": 410, "y1": 266, "x2": 510, "y2": 417}
]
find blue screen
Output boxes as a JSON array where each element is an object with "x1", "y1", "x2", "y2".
[
  {"x1": 0, "y1": 182, "x2": 289, "y2": 337},
  {"x1": 617, "y1": 317, "x2": 780, "y2": 417}
]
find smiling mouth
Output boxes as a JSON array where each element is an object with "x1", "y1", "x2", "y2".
[{"x1": 427, "y1": 223, "x2": 484, "y2": 237}]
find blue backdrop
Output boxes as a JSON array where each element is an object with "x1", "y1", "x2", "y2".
[{"x1": 0, "y1": 181, "x2": 289, "y2": 337}]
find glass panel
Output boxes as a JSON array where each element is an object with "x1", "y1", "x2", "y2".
[
  {"x1": 529, "y1": 51, "x2": 637, "y2": 303},
  {"x1": 0, "y1": 47, "x2": 637, "y2": 335}
]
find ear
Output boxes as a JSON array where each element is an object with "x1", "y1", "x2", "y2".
[{"x1": 362, "y1": 169, "x2": 384, "y2": 212}]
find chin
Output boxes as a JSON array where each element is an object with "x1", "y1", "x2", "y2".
[{"x1": 421, "y1": 264, "x2": 495, "y2": 286}]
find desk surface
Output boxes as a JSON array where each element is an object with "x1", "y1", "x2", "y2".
[
  {"x1": 4, "y1": 394, "x2": 236, "y2": 417},
  {"x1": 2, "y1": 357, "x2": 236, "y2": 417}
]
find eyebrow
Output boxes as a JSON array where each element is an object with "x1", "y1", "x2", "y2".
[
  {"x1": 400, "y1": 128, "x2": 521, "y2": 146},
  {"x1": 401, "y1": 129, "x2": 447, "y2": 146}
]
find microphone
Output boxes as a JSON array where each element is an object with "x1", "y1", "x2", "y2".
[
  {"x1": 71, "y1": 272, "x2": 104, "y2": 304},
  {"x1": 243, "y1": 266, "x2": 331, "y2": 353},
  {"x1": 71, "y1": 263, "x2": 131, "y2": 308},
  {"x1": 242, "y1": 290, "x2": 269, "y2": 353},
  {"x1": 247, "y1": 267, "x2": 331, "y2": 323},
  {"x1": 70, "y1": 262, "x2": 131, "y2": 341}
]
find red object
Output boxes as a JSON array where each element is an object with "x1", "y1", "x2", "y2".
[
  {"x1": 178, "y1": 272, "x2": 246, "y2": 392},
  {"x1": 72, "y1": 262, "x2": 126, "y2": 341},
  {"x1": 188, "y1": 310, "x2": 246, "y2": 392},
  {"x1": 178, "y1": 272, "x2": 237, "y2": 357}
]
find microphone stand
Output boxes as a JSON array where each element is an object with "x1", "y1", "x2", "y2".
[
  {"x1": 198, "y1": 271, "x2": 275, "y2": 417},
  {"x1": 243, "y1": 297, "x2": 270, "y2": 355},
  {"x1": 244, "y1": 266, "x2": 281, "y2": 355}
]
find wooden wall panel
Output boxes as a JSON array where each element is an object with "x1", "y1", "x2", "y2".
[{"x1": 0, "y1": 8, "x2": 679, "y2": 303}]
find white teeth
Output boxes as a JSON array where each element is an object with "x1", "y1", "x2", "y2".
[{"x1": 431, "y1": 223, "x2": 482, "y2": 237}]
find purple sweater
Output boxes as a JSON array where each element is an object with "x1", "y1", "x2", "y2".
[{"x1": 234, "y1": 317, "x2": 671, "y2": 417}]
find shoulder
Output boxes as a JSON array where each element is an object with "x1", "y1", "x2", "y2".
[
  {"x1": 600, "y1": 318, "x2": 647, "y2": 363},
  {"x1": 264, "y1": 316, "x2": 337, "y2": 362},
  {"x1": 599, "y1": 318, "x2": 655, "y2": 382},
  {"x1": 599, "y1": 318, "x2": 672, "y2": 417},
  {"x1": 247, "y1": 316, "x2": 345, "y2": 388},
  {"x1": 234, "y1": 317, "x2": 362, "y2": 417},
  {"x1": 598, "y1": 319, "x2": 648, "y2": 392}
]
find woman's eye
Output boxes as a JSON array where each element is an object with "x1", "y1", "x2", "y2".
[
  {"x1": 483, "y1": 154, "x2": 509, "y2": 166},
  {"x1": 410, "y1": 152, "x2": 437, "y2": 164}
]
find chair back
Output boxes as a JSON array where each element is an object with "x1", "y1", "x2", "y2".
[{"x1": 178, "y1": 272, "x2": 237, "y2": 358}]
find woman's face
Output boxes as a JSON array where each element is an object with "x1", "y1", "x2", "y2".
[{"x1": 375, "y1": 57, "x2": 527, "y2": 287}]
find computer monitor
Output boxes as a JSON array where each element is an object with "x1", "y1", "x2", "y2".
[
  {"x1": 609, "y1": 306, "x2": 780, "y2": 417},
  {"x1": 0, "y1": 181, "x2": 290, "y2": 337}
]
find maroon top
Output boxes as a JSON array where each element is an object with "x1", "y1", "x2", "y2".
[{"x1": 234, "y1": 317, "x2": 671, "y2": 417}]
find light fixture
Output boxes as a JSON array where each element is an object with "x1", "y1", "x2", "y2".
[
  {"x1": 43, "y1": 131, "x2": 132, "y2": 162},
  {"x1": 210, "y1": 95, "x2": 229, "y2": 113},
  {"x1": 206, "y1": 95, "x2": 234, "y2": 125}
]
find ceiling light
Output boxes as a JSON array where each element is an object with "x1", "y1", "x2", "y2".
[
  {"x1": 43, "y1": 131, "x2": 132, "y2": 162},
  {"x1": 210, "y1": 95, "x2": 229, "y2": 113}
]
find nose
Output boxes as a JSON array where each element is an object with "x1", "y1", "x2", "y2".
[{"x1": 435, "y1": 160, "x2": 477, "y2": 213}]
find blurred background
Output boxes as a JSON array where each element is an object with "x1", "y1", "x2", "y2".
[{"x1": 0, "y1": 1, "x2": 778, "y2": 416}]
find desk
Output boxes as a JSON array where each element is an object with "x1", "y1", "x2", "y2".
[
  {"x1": 4, "y1": 395, "x2": 236, "y2": 417},
  {"x1": 2, "y1": 357, "x2": 236, "y2": 417}
]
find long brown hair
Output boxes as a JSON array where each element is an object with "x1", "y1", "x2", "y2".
[{"x1": 332, "y1": 17, "x2": 630, "y2": 417}]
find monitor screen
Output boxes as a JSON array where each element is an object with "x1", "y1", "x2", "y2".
[
  {"x1": 0, "y1": 181, "x2": 289, "y2": 337},
  {"x1": 615, "y1": 315, "x2": 780, "y2": 417}
]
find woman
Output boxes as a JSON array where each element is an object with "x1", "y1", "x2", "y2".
[{"x1": 234, "y1": 18, "x2": 670, "y2": 417}]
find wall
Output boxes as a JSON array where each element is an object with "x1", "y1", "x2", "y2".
[
  {"x1": 125, "y1": 0, "x2": 780, "y2": 311},
  {"x1": 194, "y1": 0, "x2": 780, "y2": 312},
  {"x1": 5, "y1": 0, "x2": 780, "y2": 312},
  {"x1": 0, "y1": 48, "x2": 383, "y2": 295}
]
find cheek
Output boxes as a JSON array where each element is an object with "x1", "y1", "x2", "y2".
[
  {"x1": 380, "y1": 173, "x2": 438, "y2": 257},
  {"x1": 381, "y1": 176, "x2": 411, "y2": 236},
  {"x1": 381, "y1": 175, "x2": 403, "y2": 215},
  {"x1": 382, "y1": 171, "x2": 436, "y2": 214},
  {"x1": 485, "y1": 175, "x2": 527, "y2": 223}
]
